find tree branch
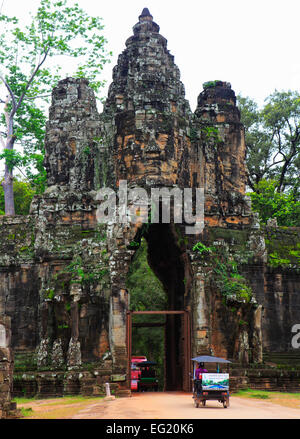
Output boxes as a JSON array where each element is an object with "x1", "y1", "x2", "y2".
[
  {"x1": 24, "y1": 93, "x2": 52, "y2": 100},
  {"x1": 271, "y1": 150, "x2": 285, "y2": 166},
  {"x1": 1, "y1": 94, "x2": 15, "y2": 147},
  {"x1": 0, "y1": 134, "x2": 5, "y2": 149},
  {"x1": 284, "y1": 117, "x2": 293, "y2": 137},
  {"x1": 14, "y1": 47, "x2": 50, "y2": 114},
  {"x1": 0, "y1": 74, "x2": 17, "y2": 113}
]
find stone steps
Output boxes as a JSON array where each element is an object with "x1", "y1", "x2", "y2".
[{"x1": 263, "y1": 352, "x2": 300, "y2": 364}]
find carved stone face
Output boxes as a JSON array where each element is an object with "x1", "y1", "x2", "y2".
[{"x1": 115, "y1": 127, "x2": 184, "y2": 188}]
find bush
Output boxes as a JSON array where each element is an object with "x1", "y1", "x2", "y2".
[{"x1": 0, "y1": 179, "x2": 34, "y2": 215}]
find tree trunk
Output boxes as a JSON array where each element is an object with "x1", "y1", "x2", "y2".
[
  {"x1": 2, "y1": 123, "x2": 16, "y2": 216},
  {"x1": 1, "y1": 106, "x2": 16, "y2": 215},
  {"x1": 2, "y1": 164, "x2": 15, "y2": 216}
]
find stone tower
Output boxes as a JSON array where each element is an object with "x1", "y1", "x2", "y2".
[
  {"x1": 195, "y1": 81, "x2": 251, "y2": 227},
  {"x1": 100, "y1": 7, "x2": 194, "y2": 191}
]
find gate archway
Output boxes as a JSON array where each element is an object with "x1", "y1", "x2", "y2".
[{"x1": 127, "y1": 310, "x2": 191, "y2": 392}]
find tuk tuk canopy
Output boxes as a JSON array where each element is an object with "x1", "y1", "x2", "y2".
[
  {"x1": 138, "y1": 361, "x2": 157, "y2": 367},
  {"x1": 191, "y1": 355, "x2": 231, "y2": 363}
]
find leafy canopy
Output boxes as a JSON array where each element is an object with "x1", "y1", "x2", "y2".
[
  {"x1": 237, "y1": 90, "x2": 300, "y2": 196},
  {"x1": 126, "y1": 238, "x2": 167, "y2": 312},
  {"x1": 0, "y1": 0, "x2": 111, "y2": 194},
  {"x1": 0, "y1": 179, "x2": 34, "y2": 215},
  {"x1": 0, "y1": 0, "x2": 111, "y2": 94},
  {"x1": 248, "y1": 179, "x2": 300, "y2": 227}
]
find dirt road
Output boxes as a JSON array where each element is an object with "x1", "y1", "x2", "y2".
[{"x1": 70, "y1": 392, "x2": 300, "y2": 419}]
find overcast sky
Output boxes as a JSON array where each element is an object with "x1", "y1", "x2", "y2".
[{"x1": 1, "y1": 0, "x2": 300, "y2": 111}]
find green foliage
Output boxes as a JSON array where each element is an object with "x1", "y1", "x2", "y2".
[
  {"x1": 0, "y1": 179, "x2": 34, "y2": 215},
  {"x1": 214, "y1": 260, "x2": 252, "y2": 302},
  {"x1": 0, "y1": 0, "x2": 111, "y2": 206},
  {"x1": 238, "y1": 91, "x2": 300, "y2": 225},
  {"x1": 264, "y1": 231, "x2": 300, "y2": 269},
  {"x1": 248, "y1": 179, "x2": 300, "y2": 226},
  {"x1": 201, "y1": 125, "x2": 222, "y2": 148},
  {"x1": 129, "y1": 240, "x2": 140, "y2": 249},
  {"x1": 192, "y1": 242, "x2": 214, "y2": 255},
  {"x1": 268, "y1": 252, "x2": 292, "y2": 268},
  {"x1": 63, "y1": 255, "x2": 109, "y2": 285},
  {"x1": 203, "y1": 80, "x2": 222, "y2": 89},
  {"x1": 14, "y1": 352, "x2": 37, "y2": 372},
  {"x1": 57, "y1": 324, "x2": 69, "y2": 329},
  {"x1": 126, "y1": 239, "x2": 167, "y2": 311},
  {"x1": 82, "y1": 146, "x2": 91, "y2": 156},
  {"x1": 237, "y1": 91, "x2": 300, "y2": 196},
  {"x1": 0, "y1": 149, "x2": 23, "y2": 172},
  {"x1": 189, "y1": 127, "x2": 199, "y2": 142},
  {"x1": 46, "y1": 288, "x2": 55, "y2": 300},
  {"x1": 0, "y1": 0, "x2": 111, "y2": 93},
  {"x1": 193, "y1": 242, "x2": 252, "y2": 303}
]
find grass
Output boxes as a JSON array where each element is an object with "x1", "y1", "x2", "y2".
[
  {"x1": 234, "y1": 389, "x2": 270, "y2": 399},
  {"x1": 13, "y1": 397, "x2": 37, "y2": 404},
  {"x1": 233, "y1": 388, "x2": 300, "y2": 408},
  {"x1": 20, "y1": 407, "x2": 34, "y2": 417},
  {"x1": 13, "y1": 395, "x2": 106, "y2": 419}
]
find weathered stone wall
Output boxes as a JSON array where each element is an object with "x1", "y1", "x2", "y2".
[
  {"x1": 257, "y1": 227, "x2": 300, "y2": 353},
  {"x1": 189, "y1": 224, "x2": 300, "y2": 361},
  {"x1": 0, "y1": 316, "x2": 18, "y2": 418},
  {"x1": 230, "y1": 367, "x2": 300, "y2": 392},
  {"x1": 188, "y1": 226, "x2": 263, "y2": 363}
]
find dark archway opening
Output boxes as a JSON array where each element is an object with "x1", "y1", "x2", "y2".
[{"x1": 126, "y1": 223, "x2": 191, "y2": 391}]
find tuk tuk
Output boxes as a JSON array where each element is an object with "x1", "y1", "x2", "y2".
[
  {"x1": 192, "y1": 355, "x2": 231, "y2": 408},
  {"x1": 138, "y1": 361, "x2": 159, "y2": 392},
  {"x1": 131, "y1": 356, "x2": 147, "y2": 391}
]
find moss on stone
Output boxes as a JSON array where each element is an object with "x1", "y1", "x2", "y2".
[
  {"x1": 207, "y1": 227, "x2": 250, "y2": 250},
  {"x1": 14, "y1": 352, "x2": 37, "y2": 372},
  {"x1": 264, "y1": 227, "x2": 300, "y2": 269},
  {"x1": 193, "y1": 237, "x2": 253, "y2": 303},
  {"x1": 203, "y1": 80, "x2": 222, "y2": 89}
]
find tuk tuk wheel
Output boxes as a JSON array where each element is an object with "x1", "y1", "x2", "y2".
[
  {"x1": 223, "y1": 398, "x2": 229, "y2": 408},
  {"x1": 201, "y1": 400, "x2": 206, "y2": 407}
]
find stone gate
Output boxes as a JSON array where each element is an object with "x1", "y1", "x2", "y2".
[{"x1": 0, "y1": 9, "x2": 299, "y2": 398}]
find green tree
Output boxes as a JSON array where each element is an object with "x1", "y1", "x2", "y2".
[
  {"x1": 126, "y1": 238, "x2": 167, "y2": 311},
  {"x1": 237, "y1": 91, "x2": 300, "y2": 196},
  {"x1": 0, "y1": 66, "x2": 47, "y2": 194},
  {"x1": 0, "y1": 179, "x2": 34, "y2": 215},
  {"x1": 248, "y1": 179, "x2": 300, "y2": 227},
  {"x1": 0, "y1": 0, "x2": 111, "y2": 215}
]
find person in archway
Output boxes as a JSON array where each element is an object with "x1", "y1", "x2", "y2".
[{"x1": 194, "y1": 362, "x2": 207, "y2": 395}]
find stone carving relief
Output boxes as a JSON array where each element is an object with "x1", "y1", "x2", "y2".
[{"x1": 0, "y1": 324, "x2": 6, "y2": 348}]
